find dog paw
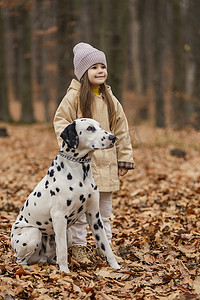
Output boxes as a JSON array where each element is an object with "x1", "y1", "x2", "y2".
[
  {"x1": 110, "y1": 261, "x2": 121, "y2": 270},
  {"x1": 59, "y1": 265, "x2": 70, "y2": 273}
]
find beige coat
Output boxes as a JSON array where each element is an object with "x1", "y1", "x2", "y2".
[{"x1": 53, "y1": 79, "x2": 134, "y2": 192}]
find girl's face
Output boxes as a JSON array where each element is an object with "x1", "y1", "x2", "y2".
[{"x1": 87, "y1": 63, "x2": 107, "y2": 88}]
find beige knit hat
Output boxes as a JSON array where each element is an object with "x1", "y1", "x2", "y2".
[{"x1": 73, "y1": 42, "x2": 107, "y2": 81}]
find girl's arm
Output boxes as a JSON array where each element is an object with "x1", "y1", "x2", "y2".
[{"x1": 113, "y1": 99, "x2": 134, "y2": 171}]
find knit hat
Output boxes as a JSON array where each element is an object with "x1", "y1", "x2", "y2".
[{"x1": 73, "y1": 42, "x2": 107, "y2": 81}]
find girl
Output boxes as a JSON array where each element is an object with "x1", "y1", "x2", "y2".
[{"x1": 54, "y1": 42, "x2": 134, "y2": 264}]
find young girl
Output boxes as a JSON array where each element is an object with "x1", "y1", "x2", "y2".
[{"x1": 54, "y1": 42, "x2": 134, "y2": 264}]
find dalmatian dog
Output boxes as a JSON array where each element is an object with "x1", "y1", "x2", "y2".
[{"x1": 11, "y1": 118, "x2": 120, "y2": 273}]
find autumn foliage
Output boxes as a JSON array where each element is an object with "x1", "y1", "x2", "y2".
[{"x1": 0, "y1": 123, "x2": 200, "y2": 299}]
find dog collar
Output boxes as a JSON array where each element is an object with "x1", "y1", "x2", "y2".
[{"x1": 58, "y1": 151, "x2": 91, "y2": 164}]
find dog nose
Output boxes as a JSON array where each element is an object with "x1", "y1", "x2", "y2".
[{"x1": 108, "y1": 134, "x2": 116, "y2": 143}]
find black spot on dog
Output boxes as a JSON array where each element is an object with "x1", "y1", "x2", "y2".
[
  {"x1": 82, "y1": 164, "x2": 90, "y2": 180},
  {"x1": 67, "y1": 199, "x2": 72, "y2": 206},
  {"x1": 34, "y1": 202, "x2": 36, "y2": 206},
  {"x1": 77, "y1": 205, "x2": 83, "y2": 213},
  {"x1": 67, "y1": 173, "x2": 72, "y2": 180},
  {"x1": 53, "y1": 177, "x2": 56, "y2": 182},
  {"x1": 91, "y1": 183, "x2": 94, "y2": 188},
  {"x1": 69, "y1": 187, "x2": 73, "y2": 191},
  {"x1": 102, "y1": 144, "x2": 105, "y2": 147},
  {"x1": 49, "y1": 218, "x2": 52, "y2": 222},
  {"x1": 19, "y1": 215, "x2": 23, "y2": 221},
  {"x1": 49, "y1": 169, "x2": 54, "y2": 177},
  {"x1": 96, "y1": 212, "x2": 99, "y2": 218},
  {"x1": 69, "y1": 211, "x2": 75, "y2": 218},
  {"x1": 50, "y1": 190, "x2": 55, "y2": 196},
  {"x1": 25, "y1": 218, "x2": 29, "y2": 223},
  {"x1": 61, "y1": 162, "x2": 64, "y2": 169},
  {"x1": 65, "y1": 215, "x2": 68, "y2": 220},
  {"x1": 56, "y1": 188, "x2": 60, "y2": 193},
  {"x1": 21, "y1": 205, "x2": 24, "y2": 212},
  {"x1": 51, "y1": 161, "x2": 54, "y2": 167},
  {"x1": 94, "y1": 224, "x2": 99, "y2": 230},
  {"x1": 36, "y1": 221, "x2": 42, "y2": 226},
  {"x1": 101, "y1": 243, "x2": 105, "y2": 251},
  {"x1": 80, "y1": 131, "x2": 82, "y2": 135},
  {"x1": 98, "y1": 219, "x2": 103, "y2": 229},
  {"x1": 57, "y1": 165, "x2": 61, "y2": 171},
  {"x1": 88, "y1": 194, "x2": 91, "y2": 198},
  {"x1": 16, "y1": 240, "x2": 19, "y2": 243},
  {"x1": 44, "y1": 221, "x2": 49, "y2": 225},
  {"x1": 39, "y1": 228, "x2": 46, "y2": 232},
  {"x1": 79, "y1": 182, "x2": 83, "y2": 187},
  {"x1": 23, "y1": 243, "x2": 27, "y2": 247},
  {"x1": 94, "y1": 185, "x2": 98, "y2": 190},
  {"x1": 33, "y1": 192, "x2": 37, "y2": 196},
  {"x1": 66, "y1": 148, "x2": 70, "y2": 152},
  {"x1": 95, "y1": 234, "x2": 100, "y2": 241},
  {"x1": 26, "y1": 199, "x2": 29, "y2": 207},
  {"x1": 45, "y1": 180, "x2": 49, "y2": 188},
  {"x1": 37, "y1": 192, "x2": 41, "y2": 197},
  {"x1": 80, "y1": 194, "x2": 84, "y2": 201}
]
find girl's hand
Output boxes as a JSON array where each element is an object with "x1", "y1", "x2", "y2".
[{"x1": 118, "y1": 168, "x2": 128, "y2": 177}]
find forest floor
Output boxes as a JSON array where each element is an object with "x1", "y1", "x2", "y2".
[{"x1": 0, "y1": 123, "x2": 200, "y2": 299}]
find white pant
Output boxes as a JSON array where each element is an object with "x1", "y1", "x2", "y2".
[{"x1": 69, "y1": 192, "x2": 112, "y2": 246}]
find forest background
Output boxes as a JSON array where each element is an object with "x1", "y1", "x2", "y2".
[
  {"x1": 0, "y1": 0, "x2": 200, "y2": 129},
  {"x1": 1, "y1": 1, "x2": 200, "y2": 298}
]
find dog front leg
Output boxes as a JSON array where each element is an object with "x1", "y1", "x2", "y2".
[
  {"x1": 50, "y1": 208, "x2": 69, "y2": 273},
  {"x1": 86, "y1": 211, "x2": 120, "y2": 270}
]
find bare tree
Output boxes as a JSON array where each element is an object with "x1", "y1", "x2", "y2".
[
  {"x1": 170, "y1": 0, "x2": 185, "y2": 128},
  {"x1": 56, "y1": 0, "x2": 79, "y2": 104},
  {"x1": 0, "y1": 8, "x2": 11, "y2": 121},
  {"x1": 100, "y1": 0, "x2": 130, "y2": 103},
  {"x1": 152, "y1": 0, "x2": 166, "y2": 127},
  {"x1": 18, "y1": 2, "x2": 35, "y2": 123}
]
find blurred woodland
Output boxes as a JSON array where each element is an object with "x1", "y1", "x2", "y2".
[{"x1": 0, "y1": 0, "x2": 200, "y2": 128}]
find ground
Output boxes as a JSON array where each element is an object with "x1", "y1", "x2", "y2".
[{"x1": 0, "y1": 123, "x2": 200, "y2": 299}]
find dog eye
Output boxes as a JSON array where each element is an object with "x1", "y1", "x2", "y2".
[{"x1": 87, "y1": 126, "x2": 95, "y2": 132}]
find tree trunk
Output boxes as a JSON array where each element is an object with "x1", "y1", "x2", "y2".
[
  {"x1": 192, "y1": 0, "x2": 200, "y2": 129},
  {"x1": 100, "y1": 0, "x2": 130, "y2": 103},
  {"x1": 18, "y1": 2, "x2": 35, "y2": 123},
  {"x1": 0, "y1": 8, "x2": 11, "y2": 121},
  {"x1": 170, "y1": 0, "x2": 185, "y2": 128},
  {"x1": 56, "y1": 0, "x2": 79, "y2": 105},
  {"x1": 127, "y1": 0, "x2": 143, "y2": 93},
  {"x1": 153, "y1": 0, "x2": 166, "y2": 127}
]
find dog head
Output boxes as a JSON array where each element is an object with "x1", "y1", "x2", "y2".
[{"x1": 60, "y1": 118, "x2": 116, "y2": 151}]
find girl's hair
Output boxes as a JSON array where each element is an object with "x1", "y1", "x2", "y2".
[{"x1": 79, "y1": 72, "x2": 116, "y2": 130}]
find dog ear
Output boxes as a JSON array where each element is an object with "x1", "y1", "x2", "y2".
[{"x1": 60, "y1": 121, "x2": 79, "y2": 149}]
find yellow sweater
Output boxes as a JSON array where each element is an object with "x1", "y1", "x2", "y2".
[{"x1": 91, "y1": 86, "x2": 100, "y2": 95}]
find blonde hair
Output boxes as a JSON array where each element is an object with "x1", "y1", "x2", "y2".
[{"x1": 79, "y1": 72, "x2": 116, "y2": 130}]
